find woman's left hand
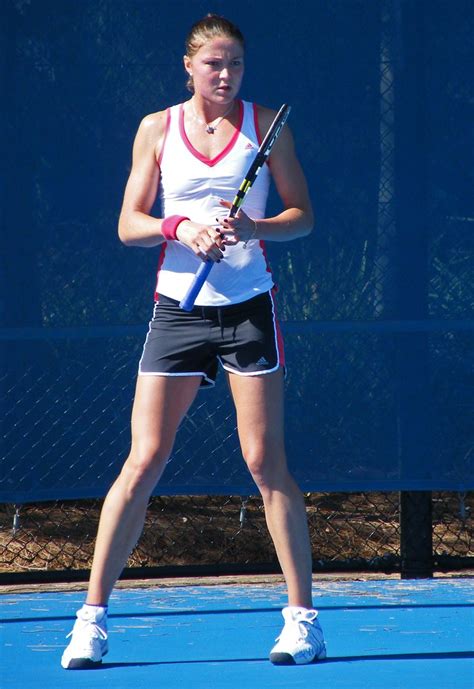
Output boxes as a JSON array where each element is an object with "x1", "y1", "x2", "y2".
[{"x1": 217, "y1": 200, "x2": 257, "y2": 245}]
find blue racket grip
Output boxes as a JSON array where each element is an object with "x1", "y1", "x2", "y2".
[{"x1": 179, "y1": 261, "x2": 214, "y2": 311}]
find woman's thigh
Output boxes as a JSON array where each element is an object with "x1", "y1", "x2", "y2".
[
  {"x1": 226, "y1": 368, "x2": 286, "y2": 470},
  {"x1": 130, "y1": 374, "x2": 202, "y2": 460}
]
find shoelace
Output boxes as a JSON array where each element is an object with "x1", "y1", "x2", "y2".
[
  {"x1": 66, "y1": 620, "x2": 108, "y2": 642},
  {"x1": 276, "y1": 616, "x2": 315, "y2": 644}
]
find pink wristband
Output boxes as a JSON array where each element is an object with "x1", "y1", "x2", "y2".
[{"x1": 161, "y1": 215, "x2": 189, "y2": 241}]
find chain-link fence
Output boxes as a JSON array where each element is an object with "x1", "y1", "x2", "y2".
[
  {"x1": 1, "y1": 492, "x2": 472, "y2": 580},
  {"x1": 1, "y1": 0, "x2": 473, "y2": 581}
]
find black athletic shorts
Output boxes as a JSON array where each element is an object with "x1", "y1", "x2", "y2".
[{"x1": 138, "y1": 291, "x2": 285, "y2": 388}]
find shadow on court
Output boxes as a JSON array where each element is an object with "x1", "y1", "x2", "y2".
[
  {"x1": 99, "y1": 649, "x2": 474, "y2": 667},
  {"x1": 1, "y1": 578, "x2": 473, "y2": 688}
]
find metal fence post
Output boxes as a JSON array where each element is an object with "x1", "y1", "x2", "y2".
[
  {"x1": 393, "y1": 0, "x2": 434, "y2": 578},
  {"x1": 400, "y1": 492, "x2": 433, "y2": 578}
]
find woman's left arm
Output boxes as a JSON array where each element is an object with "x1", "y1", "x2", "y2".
[{"x1": 220, "y1": 106, "x2": 314, "y2": 243}]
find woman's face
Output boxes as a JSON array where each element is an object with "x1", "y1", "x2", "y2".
[{"x1": 184, "y1": 36, "x2": 244, "y2": 103}]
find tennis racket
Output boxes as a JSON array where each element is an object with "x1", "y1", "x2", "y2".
[{"x1": 179, "y1": 103, "x2": 292, "y2": 311}]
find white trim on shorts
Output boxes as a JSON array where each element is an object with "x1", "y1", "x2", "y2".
[
  {"x1": 138, "y1": 370, "x2": 216, "y2": 387},
  {"x1": 219, "y1": 360, "x2": 281, "y2": 377}
]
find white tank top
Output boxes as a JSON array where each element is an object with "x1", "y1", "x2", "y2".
[{"x1": 155, "y1": 100, "x2": 274, "y2": 306}]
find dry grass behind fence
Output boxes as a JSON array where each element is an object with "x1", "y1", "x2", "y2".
[{"x1": 0, "y1": 492, "x2": 472, "y2": 577}]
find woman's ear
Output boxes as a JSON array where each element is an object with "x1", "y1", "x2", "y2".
[{"x1": 183, "y1": 55, "x2": 192, "y2": 76}]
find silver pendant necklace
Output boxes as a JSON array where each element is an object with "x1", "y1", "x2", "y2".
[{"x1": 190, "y1": 99, "x2": 235, "y2": 134}]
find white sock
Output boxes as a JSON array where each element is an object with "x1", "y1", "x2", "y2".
[{"x1": 81, "y1": 603, "x2": 108, "y2": 619}]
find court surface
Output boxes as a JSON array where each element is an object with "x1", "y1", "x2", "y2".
[{"x1": 1, "y1": 577, "x2": 473, "y2": 688}]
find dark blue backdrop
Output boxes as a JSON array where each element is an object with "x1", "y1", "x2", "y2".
[{"x1": 1, "y1": 0, "x2": 473, "y2": 502}]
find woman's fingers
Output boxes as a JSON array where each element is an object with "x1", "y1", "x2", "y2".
[
  {"x1": 177, "y1": 221, "x2": 224, "y2": 262},
  {"x1": 217, "y1": 203, "x2": 255, "y2": 245},
  {"x1": 195, "y1": 230, "x2": 223, "y2": 262}
]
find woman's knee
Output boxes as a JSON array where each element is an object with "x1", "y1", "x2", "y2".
[
  {"x1": 119, "y1": 443, "x2": 170, "y2": 497},
  {"x1": 243, "y1": 441, "x2": 287, "y2": 488}
]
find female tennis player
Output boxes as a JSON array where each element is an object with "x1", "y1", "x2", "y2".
[{"x1": 61, "y1": 14, "x2": 326, "y2": 669}]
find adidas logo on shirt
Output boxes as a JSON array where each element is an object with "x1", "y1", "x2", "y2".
[{"x1": 245, "y1": 142, "x2": 255, "y2": 150}]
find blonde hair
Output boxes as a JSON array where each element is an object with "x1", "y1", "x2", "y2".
[{"x1": 185, "y1": 14, "x2": 245, "y2": 92}]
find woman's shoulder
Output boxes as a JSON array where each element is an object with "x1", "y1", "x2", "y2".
[
  {"x1": 134, "y1": 103, "x2": 182, "y2": 153},
  {"x1": 138, "y1": 107, "x2": 171, "y2": 136},
  {"x1": 131, "y1": 105, "x2": 180, "y2": 160},
  {"x1": 248, "y1": 103, "x2": 292, "y2": 146},
  {"x1": 251, "y1": 103, "x2": 282, "y2": 131}
]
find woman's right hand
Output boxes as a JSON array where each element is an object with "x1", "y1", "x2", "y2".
[{"x1": 176, "y1": 220, "x2": 226, "y2": 262}]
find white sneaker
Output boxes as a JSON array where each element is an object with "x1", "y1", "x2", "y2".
[
  {"x1": 61, "y1": 605, "x2": 108, "y2": 669},
  {"x1": 269, "y1": 606, "x2": 327, "y2": 665}
]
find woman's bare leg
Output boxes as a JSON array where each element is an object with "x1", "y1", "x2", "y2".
[
  {"x1": 227, "y1": 368, "x2": 313, "y2": 608},
  {"x1": 86, "y1": 375, "x2": 202, "y2": 605}
]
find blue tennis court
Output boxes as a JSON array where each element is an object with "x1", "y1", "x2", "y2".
[{"x1": 1, "y1": 577, "x2": 473, "y2": 688}]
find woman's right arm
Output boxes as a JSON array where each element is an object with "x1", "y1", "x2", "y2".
[
  {"x1": 118, "y1": 112, "x2": 169, "y2": 247},
  {"x1": 118, "y1": 111, "x2": 224, "y2": 260}
]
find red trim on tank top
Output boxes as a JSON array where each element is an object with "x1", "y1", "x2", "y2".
[
  {"x1": 270, "y1": 288, "x2": 285, "y2": 367},
  {"x1": 154, "y1": 244, "x2": 167, "y2": 301},
  {"x1": 259, "y1": 239, "x2": 275, "y2": 279},
  {"x1": 179, "y1": 100, "x2": 244, "y2": 167},
  {"x1": 253, "y1": 104, "x2": 274, "y2": 172},
  {"x1": 253, "y1": 103, "x2": 263, "y2": 145},
  {"x1": 157, "y1": 108, "x2": 171, "y2": 167}
]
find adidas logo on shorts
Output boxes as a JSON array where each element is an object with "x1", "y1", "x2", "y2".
[{"x1": 256, "y1": 356, "x2": 269, "y2": 366}]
